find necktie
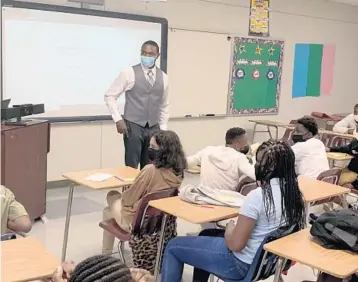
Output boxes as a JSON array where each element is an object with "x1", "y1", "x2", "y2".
[{"x1": 147, "y1": 70, "x2": 154, "y2": 86}]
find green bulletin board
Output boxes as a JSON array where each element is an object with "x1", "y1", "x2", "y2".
[{"x1": 228, "y1": 37, "x2": 284, "y2": 115}]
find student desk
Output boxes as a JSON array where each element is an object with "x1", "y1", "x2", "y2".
[
  {"x1": 249, "y1": 120, "x2": 293, "y2": 141},
  {"x1": 2, "y1": 237, "x2": 60, "y2": 282},
  {"x1": 326, "y1": 152, "x2": 353, "y2": 168},
  {"x1": 298, "y1": 176, "x2": 350, "y2": 224},
  {"x1": 318, "y1": 129, "x2": 355, "y2": 139},
  {"x1": 186, "y1": 166, "x2": 201, "y2": 174},
  {"x1": 61, "y1": 166, "x2": 139, "y2": 261},
  {"x1": 149, "y1": 196, "x2": 239, "y2": 279},
  {"x1": 264, "y1": 229, "x2": 358, "y2": 281}
]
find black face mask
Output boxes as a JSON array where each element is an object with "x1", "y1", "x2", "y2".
[
  {"x1": 239, "y1": 145, "x2": 250, "y2": 155},
  {"x1": 292, "y1": 134, "x2": 305, "y2": 144},
  {"x1": 148, "y1": 148, "x2": 159, "y2": 162}
]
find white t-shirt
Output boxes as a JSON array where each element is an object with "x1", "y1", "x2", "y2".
[
  {"x1": 291, "y1": 138, "x2": 329, "y2": 179},
  {"x1": 186, "y1": 146, "x2": 255, "y2": 191},
  {"x1": 234, "y1": 178, "x2": 283, "y2": 264}
]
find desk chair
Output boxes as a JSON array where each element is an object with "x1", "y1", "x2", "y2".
[
  {"x1": 311, "y1": 168, "x2": 342, "y2": 209},
  {"x1": 212, "y1": 225, "x2": 297, "y2": 282},
  {"x1": 99, "y1": 188, "x2": 178, "y2": 267},
  {"x1": 236, "y1": 177, "x2": 257, "y2": 196}
]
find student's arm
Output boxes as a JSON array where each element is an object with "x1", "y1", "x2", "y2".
[
  {"x1": 333, "y1": 116, "x2": 353, "y2": 134},
  {"x1": 330, "y1": 139, "x2": 358, "y2": 154},
  {"x1": 121, "y1": 166, "x2": 153, "y2": 208},
  {"x1": 7, "y1": 194, "x2": 31, "y2": 233},
  {"x1": 237, "y1": 154, "x2": 256, "y2": 180},
  {"x1": 104, "y1": 69, "x2": 134, "y2": 123},
  {"x1": 225, "y1": 189, "x2": 259, "y2": 252},
  {"x1": 186, "y1": 148, "x2": 207, "y2": 168},
  {"x1": 158, "y1": 75, "x2": 169, "y2": 130}
]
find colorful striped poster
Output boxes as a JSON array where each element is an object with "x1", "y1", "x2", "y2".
[{"x1": 292, "y1": 44, "x2": 335, "y2": 98}]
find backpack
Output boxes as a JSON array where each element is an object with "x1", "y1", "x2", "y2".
[{"x1": 310, "y1": 209, "x2": 358, "y2": 252}]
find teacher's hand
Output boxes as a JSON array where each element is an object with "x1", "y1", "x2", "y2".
[{"x1": 116, "y1": 120, "x2": 128, "y2": 135}]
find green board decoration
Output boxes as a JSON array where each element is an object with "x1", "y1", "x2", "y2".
[{"x1": 228, "y1": 37, "x2": 284, "y2": 115}]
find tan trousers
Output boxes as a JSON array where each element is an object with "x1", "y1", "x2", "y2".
[
  {"x1": 339, "y1": 167, "x2": 358, "y2": 186},
  {"x1": 102, "y1": 191, "x2": 131, "y2": 254}
]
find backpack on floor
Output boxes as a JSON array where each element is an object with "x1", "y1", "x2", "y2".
[{"x1": 310, "y1": 209, "x2": 358, "y2": 252}]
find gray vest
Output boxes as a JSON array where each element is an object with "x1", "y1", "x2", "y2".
[{"x1": 123, "y1": 64, "x2": 164, "y2": 127}]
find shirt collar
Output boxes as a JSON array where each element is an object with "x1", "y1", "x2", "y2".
[{"x1": 141, "y1": 64, "x2": 156, "y2": 75}]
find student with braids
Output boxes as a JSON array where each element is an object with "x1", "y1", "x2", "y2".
[
  {"x1": 291, "y1": 117, "x2": 329, "y2": 179},
  {"x1": 45, "y1": 255, "x2": 155, "y2": 282},
  {"x1": 160, "y1": 141, "x2": 306, "y2": 282}
]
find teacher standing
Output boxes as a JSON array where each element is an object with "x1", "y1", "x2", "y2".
[{"x1": 104, "y1": 40, "x2": 169, "y2": 169}]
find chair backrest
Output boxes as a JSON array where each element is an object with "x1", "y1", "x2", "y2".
[
  {"x1": 317, "y1": 168, "x2": 342, "y2": 185},
  {"x1": 236, "y1": 176, "x2": 257, "y2": 196},
  {"x1": 131, "y1": 187, "x2": 178, "y2": 234},
  {"x1": 246, "y1": 225, "x2": 299, "y2": 282}
]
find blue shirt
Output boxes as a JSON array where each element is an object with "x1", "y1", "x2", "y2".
[{"x1": 234, "y1": 178, "x2": 283, "y2": 264}]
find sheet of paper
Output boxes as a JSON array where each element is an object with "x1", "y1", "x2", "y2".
[{"x1": 85, "y1": 173, "x2": 113, "y2": 182}]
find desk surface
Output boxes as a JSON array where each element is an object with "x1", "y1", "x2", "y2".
[
  {"x1": 2, "y1": 237, "x2": 60, "y2": 282},
  {"x1": 149, "y1": 196, "x2": 239, "y2": 224},
  {"x1": 298, "y1": 176, "x2": 350, "y2": 203},
  {"x1": 264, "y1": 229, "x2": 358, "y2": 278},
  {"x1": 319, "y1": 129, "x2": 355, "y2": 139},
  {"x1": 186, "y1": 166, "x2": 201, "y2": 174},
  {"x1": 62, "y1": 166, "x2": 139, "y2": 189},
  {"x1": 326, "y1": 152, "x2": 353, "y2": 161},
  {"x1": 249, "y1": 119, "x2": 291, "y2": 127}
]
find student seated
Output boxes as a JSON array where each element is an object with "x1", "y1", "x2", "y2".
[
  {"x1": 1, "y1": 185, "x2": 31, "y2": 234},
  {"x1": 102, "y1": 130, "x2": 186, "y2": 254},
  {"x1": 186, "y1": 127, "x2": 255, "y2": 191},
  {"x1": 161, "y1": 140, "x2": 306, "y2": 282},
  {"x1": 328, "y1": 138, "x2": 358, "y2": 189},
  {"x1": 291, "y1": 117, "x2": 329, "y2": 179},
  {"x1": 333, "y1": 103, "x2": 358, "y2": 134},
  {"x1": 45, "y1": 255, "x2": 155, "y2": 282}
]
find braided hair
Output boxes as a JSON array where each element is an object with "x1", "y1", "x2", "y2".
[
  {"x1": 68, "y1": 255, "x2": 133, "y2": 282},
  {"x1": 255, "y1": 140, "x2": 306, "y2": 229}
]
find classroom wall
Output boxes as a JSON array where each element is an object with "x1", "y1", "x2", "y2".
[{"x1": 19, "y1": 0, "x2": 358, "y2": 181}]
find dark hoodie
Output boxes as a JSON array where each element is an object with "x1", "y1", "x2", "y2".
[
  {"x1": 121, "y1": 164, "x2": 182, "y2": 227},
  {"x1": 330, "y1": 138, "x2": 358, "y2": 173}
]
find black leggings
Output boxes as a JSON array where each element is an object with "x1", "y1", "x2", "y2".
[{"x1": 192, "y1": 229, "x2": 226, "y2": 282}]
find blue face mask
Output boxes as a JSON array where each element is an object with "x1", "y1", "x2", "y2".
[{"x1": 141, "y1": 56, "x2": 156, "y2": 68}]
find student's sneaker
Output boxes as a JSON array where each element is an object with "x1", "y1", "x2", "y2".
[{"x1": 309, "y1": 213, "x2": 319, "y2": 221}]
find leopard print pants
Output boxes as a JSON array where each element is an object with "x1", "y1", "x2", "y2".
[{"x1": 129, "y1": 215, "x2": 177, "y2": 275}]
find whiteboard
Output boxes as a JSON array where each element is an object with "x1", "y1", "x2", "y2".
[
  {"x1": 2, "y1": 6, "x2": 162, "y2": 117},
  {"x1": 167, "y1": 29, "x2": 231, "y2": 116},
  {"x1": 2, "y1": 7, "x2": 231, "y2": 118}
]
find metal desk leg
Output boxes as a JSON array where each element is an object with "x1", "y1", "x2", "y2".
[
  {"x1": 267, "y1": 126, "x2": 273, "y2": 140},
  {"x1": 154, "y1": 213, "x2": 168, "y2": 280},
  {"x1": 61, "y1": 182, "x2": 75, "y2": 262},
  {"x1": 341, "y1": 194, "x2": 349, "y2": 209},
  {"x1": 274, "y1": 126, "x2": 278, "y2": 140},
  {"x1": 252, "y1": 123, "x2": 258, "y2": 142},
  {"x1": 273, "y1": 258, "x2": 287, "y2": 282},
  {"x1": 305, "y1": 202, "x2": 310, "y2": 226}
]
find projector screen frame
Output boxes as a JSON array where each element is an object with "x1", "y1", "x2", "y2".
[{"x1": 1, "y1": 0, "x2": 168, "y2": 123}]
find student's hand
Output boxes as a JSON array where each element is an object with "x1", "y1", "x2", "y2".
[
  {"x1": 51, "y1": 261, "x2": 76, "y2": 282},
  {"x1": 116, "y1": 120, "x2": 127, "y2": 135},
  {"x1": 130, "y1": 268, "x2": 155, "y2": 282}
]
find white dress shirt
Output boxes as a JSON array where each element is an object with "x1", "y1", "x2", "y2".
[
  {"x1": 187, "y1": 146, "x2": 256, "y2": 191},
  {"x1": 104, "y1": 64, "x2": 169, "y2": 130},
  {"x1": 333, "y1": 113, "x2": 358, "y2": 134},
  {"x1": 291, "y1": 138, "x2": 329, "y2": 179}
]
